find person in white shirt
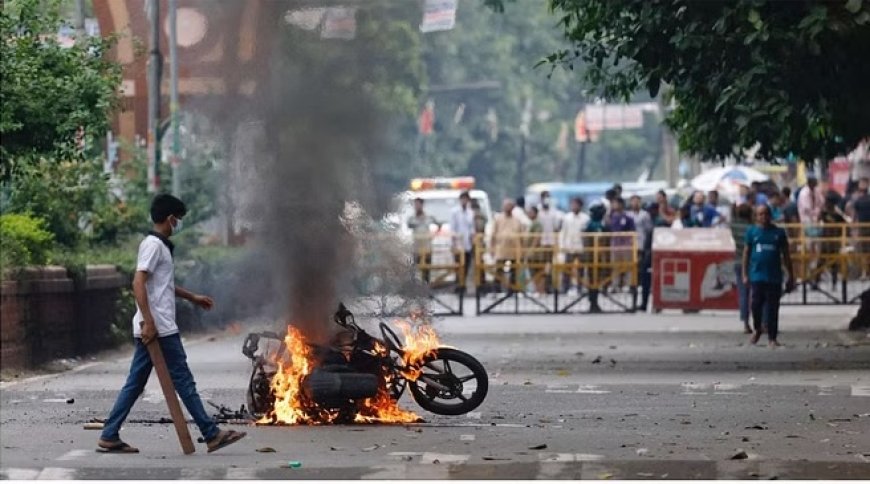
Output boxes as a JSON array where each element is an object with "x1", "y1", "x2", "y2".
[
  {"x1": 537, "y1": 191, "x2": 563, "y2": 293},
  {"x1": 98, "y1": 195, "x2": 246, "y2": 455},
  {"x1": 559, "y1": 197, "x2": 591, "y2": 293},
  {"x1": 450, "y1": 191, "x2": 475, "y2": 289}
]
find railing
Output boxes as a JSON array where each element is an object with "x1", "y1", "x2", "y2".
[{"x1": 402, "y1": 223, "x2": 868, "y2": 314}]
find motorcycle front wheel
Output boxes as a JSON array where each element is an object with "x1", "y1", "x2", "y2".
[{"x1": 409, "y1": 348, "x2": 488, "y2": 416}]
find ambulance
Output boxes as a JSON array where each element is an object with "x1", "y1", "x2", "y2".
[{"x1": 391, "y1": 177, "x2": 493, "y2": 280}]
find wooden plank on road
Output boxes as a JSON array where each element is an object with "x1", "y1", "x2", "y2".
[{"x1": 146, "y1": 342, "x2": 196, "y2": 454}]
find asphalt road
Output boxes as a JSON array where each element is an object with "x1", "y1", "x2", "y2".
[{"x1": 1, "y1": 306, "x2": 869, "y2": 480}]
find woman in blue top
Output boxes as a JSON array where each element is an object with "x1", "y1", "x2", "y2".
[{"x1": 742, "y1": 205, "x2": 796, "y2": 348}]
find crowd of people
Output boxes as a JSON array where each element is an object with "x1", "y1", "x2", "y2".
[{"x1": 408, "y1": 176, "x2": 870, "y2": 317}]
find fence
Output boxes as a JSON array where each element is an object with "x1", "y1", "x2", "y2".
[
  {"x1": 404, "y1": 222, "x2": 868, "y2": 315},
  {"x1": 779, "y1": 222, "x2": 870, "y2": 305}
]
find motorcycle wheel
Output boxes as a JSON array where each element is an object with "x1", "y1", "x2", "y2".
[{"x1": 409, "y1": 348, "x2": 488, "y2": 416}]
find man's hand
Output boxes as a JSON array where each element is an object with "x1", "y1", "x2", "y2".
[
  {"x1": 192, "y1": 294, "x2": 214, "y2": 310},
  {"x1": 140, "y1": 319, "x2": 158, "y2": 346}
]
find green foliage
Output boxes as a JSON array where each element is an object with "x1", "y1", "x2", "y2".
[
  {"x1": 0, "y1": 0, "x2": 121, "y2": 175},
  {"x1": 539, "y1": 0, "x2": 870, "y2": 162},
  {"x1": 0, "y1": 213, "x2": 55, "y2": 271},
  {"x1": 419, "y1": 0, "x2": 662, "y2": 199}
]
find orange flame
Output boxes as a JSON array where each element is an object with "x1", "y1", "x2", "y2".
[
  {"x1": 395, "y1": 321, "x2": 440, "y2": 381},
  {"x1": 263, "y1": 320, "x2": 442, "y2": 425}
]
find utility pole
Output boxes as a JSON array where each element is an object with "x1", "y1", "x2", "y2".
[
  {"x1": 73, "y1": 0, "x2": 86, "y2": 35},
  {"x1": 517, "y1": 96, "x2": 532, "y2": 196},
  {"x1": 169, "y1": 0, "x2": 181, "y2": 197},
  {"x1": 147, "y1": 0, "x2": 162, "y2": 193}
]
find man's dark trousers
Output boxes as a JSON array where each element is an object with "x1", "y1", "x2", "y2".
[{"x1": 751, "y1": 282, "x2": 782, "y2": 340}]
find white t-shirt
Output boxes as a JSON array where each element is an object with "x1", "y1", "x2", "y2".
[{"x1": 132, "y1": 235, "x2": 178, "y2": 337}]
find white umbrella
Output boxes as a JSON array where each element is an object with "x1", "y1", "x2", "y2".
[{"x1": 690, "y1": 166, "x2": 769, "y2": 192}]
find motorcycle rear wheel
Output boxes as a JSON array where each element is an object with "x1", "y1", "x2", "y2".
[{"x1": 409, "y1": 348, "x2": 488, "y2": 416}]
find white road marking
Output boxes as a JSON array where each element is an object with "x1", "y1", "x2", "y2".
[
  {"x1": 460, "y1": 434, "x2": 475, "y2": 441},
  {"x1": 851, "y1": 385, "x2": 870, "y2": 397},
  {"x1": 181, "y1": 468, "x2": 212, "y2": 479},
  {"x1": 37, "y1": 467, "x2": 76, "y2": 480},
  {"x1": 142, "y1": 391, "x2": 163, "y2": 404},
  {"x1": 576, "y1": 385, "x2": 610, "y2": 394},
  {"x1": 537, "y1": 462, "x2": 569, "y2": 479},
  {"x1": 681, "y1": 383, "x2": 709, "y2": 395},
  {"x1": 713, "y1": 383, "x2": 746, "y2": 395},
  {"x1": 362, "y1": 465, "x2": 408, "y2": 479},
  {"x1": 420, "y1": 453, "x2": 469, "y2": 464},
  {"x1": 2, "y1": 468, "x2": 40, "y2": 480},
  {"x1": 538, "y1": 453, "x2": 604, "y2": 462},
  {"x1": 56, "y1": 449, "x2": 90, "y2": 461},
  {"x1": 41, "y1": 398, "x2": 69, "y2": 403},
  {"x1": 224, "y1": 467, "x2": 257, "y2": 480}
]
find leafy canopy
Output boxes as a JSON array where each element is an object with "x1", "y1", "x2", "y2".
[{"x1": 492, "y1": 0, "x2": 870, "y2": 162}]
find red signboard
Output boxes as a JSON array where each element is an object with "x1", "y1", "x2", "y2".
[{"x1": 652, "y1": 229, "x2": 739, "y2": 311}]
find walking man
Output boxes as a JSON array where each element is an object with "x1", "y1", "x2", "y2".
[
  {"x1": 742, "y1": 204, "x2": 796, "y2": 348},
  {"x1": 98, "y1": 194, "x2": 246, "y2": 453}
]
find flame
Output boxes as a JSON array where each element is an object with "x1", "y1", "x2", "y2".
[
  {"x1": 395, "y1": 321, "x2": 440, "y2": 381},
  {"x1": 262, "y1": 320, "x2": 442, "y2": 425}
]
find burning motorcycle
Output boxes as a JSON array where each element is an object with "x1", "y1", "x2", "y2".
[{"x1": 243, "y1": 304, "x2": 488, "y2": 423}]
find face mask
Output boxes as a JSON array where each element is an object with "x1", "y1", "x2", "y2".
[{"x1": 171, "y1": 216, "x2": 184, "y2": 235}]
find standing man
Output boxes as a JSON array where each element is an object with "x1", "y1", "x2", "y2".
[
  {"x1": 537, "y1": 191, "x2": 563, "y2": 293},
  {"x1": 731, "y1": 204, "x2": 754, "y2": 333},
  {"x1": 407, "y1": 197, "x2": 435, "y2": 283},
  {"x1": 450, "y1": 191, "x2": 475, "y2": 290},
  {"x1": 98, "y1": 194, "x2": 246, "y2": 454},
  {"x1": 608, "y1": 197, "x2": 636, "y2": 291},
  {"x1": 559, "y1": 197, "x2": 590, "y2": 294},
  {"x1": 491, "y1": 198, "x2": 525, "y2": 292},
  {"x1": 742, "y1": 204, "x2": 796, "y2": 348}
]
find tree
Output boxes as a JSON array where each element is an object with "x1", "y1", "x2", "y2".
[
  {"x1": 493, "y1": 0, "x2": 870, "y2": 163},
  {"x1": 0, "y1": 0, "x2": 120, "y2": 174},
  {"x1": 0, "y1": 0, "x2": 121, "y2": 246}
]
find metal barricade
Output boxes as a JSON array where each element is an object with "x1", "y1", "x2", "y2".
[
  {"x1": 411, "y1": 233, "x2": 465, "y2": 316},
  {"x1": 780, "y1": 222, "x2": 870, "y2": 305},
  {"x1": 473, "y1": 232, "x2": 639, "y2": 315}
]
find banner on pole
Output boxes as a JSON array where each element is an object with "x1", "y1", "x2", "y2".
[
  {"x1": 420, "y1": 0, "x2": 458, "y2": 33},
  {"x1": 321, "y1": 7, "x2": 357, "y2": 40}
]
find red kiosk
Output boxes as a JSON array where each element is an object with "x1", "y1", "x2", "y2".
[{"x1": 652, "y1": 228, "x2": 739, "y2": 311}]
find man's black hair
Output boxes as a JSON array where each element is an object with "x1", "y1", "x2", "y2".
[
  {"x1": 414, "y1": 197, "x2": 424, "y2": 204},
  {"x1": 571, "y1": 196, "x2": 584, "y2": 206},
  {"x1": 516, "y1": 196, "x2": 525, "y2": 208},
  {"x1": 459, "y1": 191, "x2": 471, "y2": 200},
  {"x1": 150, "y1": 194, "x2": 187, "y2": 223},
  {"x1": 605, "y1": 189, "x2": 617, "y2": 200}
]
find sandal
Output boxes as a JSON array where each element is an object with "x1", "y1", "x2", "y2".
[
  {"x1": 207, "y1": 429, "x2": 247, "y2": 453},
  {"x1": 96, "y1": 439, "x2": 139, "y2": 454}
]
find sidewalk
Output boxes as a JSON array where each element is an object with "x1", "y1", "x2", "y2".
[{"x1": 436, "y1": 306, "x2": 860, "y2": 335}]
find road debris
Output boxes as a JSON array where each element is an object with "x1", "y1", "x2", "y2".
[
  {"x1": 528, "y1": 444, "x2": 548, "y2": 450},
  {"x1": 745, "y1": 424, "x2": 767, "y2": 430},
  {"x1": 83, "y1": 422, "x2": 104, "y2": 430},
  {"x1": 597, "y1": 472, "x2": 614, "y2": 480},
  {"x1": 636, "y1": 448, "x2": 649, "y2": 456},
  {"x1": 287, "y1": 461, "x2": 302, "y2": 468},
  {"x1": 636, "y1": 472, "x2": 655, "y2": 477},
  {"x1": 482, "y1": 456, "x2": 511, "y2": 461},
  {"x1": 730, "y1": 450, "x2": 749, "y2": 460},
  {"x1": 329, "y1": 446, "x2": 345, "y2": 451},
  {"x1": 256, "y1": 447, "x2": 276, "y2": 453},
  {"x1": 591, "y1": 356, "x2": 603, "y2": 364},
  {"x1": 361, "y1": 444, "x2": 380, "y2": 452}
]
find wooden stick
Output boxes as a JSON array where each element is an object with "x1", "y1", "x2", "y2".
[{"x1": 146, "y1": 342, "x2": 196, "y2": 455}]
